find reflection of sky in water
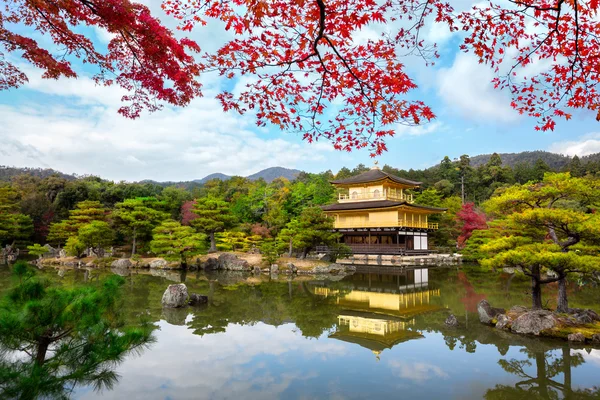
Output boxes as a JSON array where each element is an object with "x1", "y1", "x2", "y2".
[{"x1": 74, "y1": 317, "x2": 600, "y2": 400}]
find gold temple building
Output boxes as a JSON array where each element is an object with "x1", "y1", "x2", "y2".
[{"x1": 321, "y1": 165, "x2": 446, "y2": 254}]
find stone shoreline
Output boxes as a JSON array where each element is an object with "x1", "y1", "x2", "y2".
[
  {"x1": 477, "y1": 300, "x2": 600, "y2": 344},
  {"x1": 36, "y1": 252, "x2": 357, "y2": 276}
]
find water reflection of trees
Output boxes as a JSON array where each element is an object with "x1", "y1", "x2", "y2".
[{"x1": 486, "y1": 346, "x2": 599, "y2": 399}]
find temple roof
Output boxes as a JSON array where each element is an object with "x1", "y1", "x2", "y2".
[
  {"x1": 330, "y1": 168, "x2": 422, "y2": 187},
  {"x1": 321, "y1": 200, "x2": 447, "y2": 213}
]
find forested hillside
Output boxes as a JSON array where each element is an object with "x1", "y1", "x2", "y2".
[{"x1": 2, "y1": 151, "x2": 599, "y2": 255}]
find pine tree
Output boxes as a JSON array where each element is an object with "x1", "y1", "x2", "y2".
[
  {"x1": 0, "y1": 262, "x2": 154, "y2": 399},
  {"x1": 191, "y1": 198, "x2": 237, "y2": 252}
]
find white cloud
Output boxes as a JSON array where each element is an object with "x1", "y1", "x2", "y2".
[
  {"x1": 388, "y1": 359, "x2": 449, "y2": 384},
  {"x1": 0, "y1": 68, "x2": 334, "y2": 182},
  {"x1": 74, "y1": 321, "x2": 346, "y2": 400},
  {"x1": 395, "y1": 121, "x2": 444, "y2": 136},
  {"x1": 548, "y1": 133, "x2": 600, "y2": 157},
  {"x1": 437, "y1": 53, "x2": 520, "y2": 123}
]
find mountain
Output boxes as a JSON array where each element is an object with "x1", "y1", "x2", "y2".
[
  {"x1": 0, "y1": 166, "x2": 77, "y2": 182},
  {"x1": 194, "y1": 173, "x2": 232, "y2": 184},
  {"x1": 247, "y1": 167, "x2": 301, "y2": 182},
  {"x1": 196, "y1": 167, "x2": 301, "y2": 184},
  {"x1": 467, "y1": 151, "x2": 600, "y2": 170}
]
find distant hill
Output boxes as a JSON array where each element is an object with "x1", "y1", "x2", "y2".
[
  {"x1": 247, "y1": 167, "x2": 301, "y2": 182},
  {"x1": 194, "y1": 173, "x2": 232, "y2": 184},
  {"x1": 196, "y1": 167, "x2": 301, "y2": 184},
  {"x1": 0, "y1": 166, "x2": 77, "y2": 182},
  {"x1": 468, "y1": 151, "x2": 600, "y2": 170}
]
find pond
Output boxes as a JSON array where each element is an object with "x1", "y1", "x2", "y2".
[{"x1": 1, "y1": 264, "x2": 599, "y2": 399}]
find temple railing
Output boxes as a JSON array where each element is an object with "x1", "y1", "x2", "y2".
[
  {"x1": 334, "y1": 220, "x2": 438, "y2": 230},
  {"x1": 338, "y1": 191, "x2": 413, "y2": 203},
  {"x1": 315, "y1": 245, "x2": 435, "y2": 255}
]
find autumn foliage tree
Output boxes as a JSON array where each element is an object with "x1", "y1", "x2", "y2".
[
  {"x1": 5, "y1": 0, "x2": 600, "y2": 153},
  {"x1": 456, "y1": 202, "x2": 487, "y2": 249}
]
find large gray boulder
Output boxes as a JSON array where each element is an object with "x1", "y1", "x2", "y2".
[
  {"x1": 218, "y1": 253, "x2": 251, "y2": 271},
  {"x1": 477, "y1": 300, "x2": 505, "y2": 325},
  {"x1": 111, "y1": 258, "x2": 132, "y2": 269},
  {"x1": 161, "y1": 284, "x2": 188, "y2": 308},
  {"x1": 201, "y1": 257, "x2": 219, "y2": 270},
  {"x1": 150, "y1": 258, "x2": 169, "y2": 269},
  {"x1": 511, "y1": 310, "x2": 557, "y2": 335}
]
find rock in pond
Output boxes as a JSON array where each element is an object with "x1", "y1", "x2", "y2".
[
  {"x1": 150, "y1": 258, "x2": 169, "y2": 269},
  {"x1": 313, "y1": 264, "x2": 356, "y2": 275},
  {"x1": 188, "y1": 293, "x2": 208, "y2": 306},
  {"x1": 111, "y1": 258, "x2": 132, "y2": 269},
  {"x1": 511, "y1": 310, "x2": 557, "y2": 336},
  {"x1": 287, "y1": 263, "x2": 298, "y2": 274},
  {"x1": 477, "y1": 300, "x2": 505, "y2": 325},
  {"x1": 495, "y1": 314, "x2": 512, "y2": 330},
  {"x1": 568, "y1": 332, "x2": 586, "y2": 342},
  {"x1": 445, "y1": 314, "x2": 458, "y2": 327},
  {"x1": 218, "y1": 253, "x2": 251, "y2": 271},
  {"x1": 270, "y1": 264, "x2": 279, "y2": 273},
  {"x1": 201, "y1": 257, "x2": 219, "y2": 270},
  {"x1": 162, "y1": 283, "x2": 188, "y2": 308}
]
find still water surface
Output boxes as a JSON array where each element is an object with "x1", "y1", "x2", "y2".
[{"x1": 3, "y1": 265, "x2": 600, "y2": 399}]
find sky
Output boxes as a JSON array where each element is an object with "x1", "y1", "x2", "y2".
[{"x1": 1, "y1": 0, "x2": 600, "y2": 182}]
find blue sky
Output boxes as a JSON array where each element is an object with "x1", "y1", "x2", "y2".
[{"x1": 1, "y1": 0, "x2": 599, "y2": 182}]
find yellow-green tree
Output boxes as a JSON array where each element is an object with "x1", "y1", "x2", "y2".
[
  {"x1": 482, "y1": 173, "x2": 600, "y2": 311},
  {"x1": 0, "y1": 185, "x2": 34, "y2": 246},
  {"x1": 150, "y1": 220, "x2": 206, "y2": 266},
  {"x1": 47, "y1": 201, "x2": 108, "y2": 246}
]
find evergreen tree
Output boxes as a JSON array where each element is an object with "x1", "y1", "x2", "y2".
[
  {"x1": 113, "y1": 197, "x2": 170, "y2": 256},
  {"x1": 150, "y1": 220, "x2": 206, "y2": 265},
  {"x1": 77, "y1": 221, "x2": 114, "y2": 258},
  {"x1": 483, "y1": 173, "x2": 600, "y2": 311},
  {"x1": 280, "y1": 207, "x2": 340, "y2": 258},
  {"x1": 568, "y1": 155, "x2": 584, "y2": 177},
  {"x1": 0, "y1": 262, "x2": 153, "y2": 399},
  {"x1": 192, "y1": 198, "x2": 237, "y2": 252}
]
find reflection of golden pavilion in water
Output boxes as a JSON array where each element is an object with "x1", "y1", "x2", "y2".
[{"x1": 313, "y1": 268, "x2": 443, "y2": 359}]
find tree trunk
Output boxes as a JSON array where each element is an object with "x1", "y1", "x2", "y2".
[
  {"x1": 36, "y1": 337, "x2": 50, "y2": 366},
  {"x1": 531, "y1": 265, "x2": 543, "y2": 309},
  {"x1": 288, "y1": 238, "x2": 293, "y2": 257},
  {"x1": 131, "y1": 227, "x2": 137, "y2": 257},
  {"x1": 562, "y1": 346, "x2": 573, "y2": 398},
  {"x1": 301, "y1": 248, "x2": 308, "y2": 259},
  {"x1": 557, "y1": 275, "x2": 569, "y2": 313},
  {"x1": 209, "y1": 232, "x2": 217, "y2": 253}
]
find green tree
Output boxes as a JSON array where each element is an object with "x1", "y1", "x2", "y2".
[
  {"x1": 482, "y1": 173, "x2": 600, "y2": 311},
  {"x1": 26, "y1": 244, "x2": 49, "y2": 259},
  {"x1": 0, "y1": 262, "x2": 153, "y2": 399},
  {"x1": 568, "y1": 155, "x2": 584, "y2": 177},
  {"x1": 150, "y1": 220, "x2": 207, "y2": 266},
  {"x1": 113, "y1": 197, "x2": 170, "y2": 256},
  {"x1": 284, "y1": 207, "x2": 340, "y2": 258},
  {"x1": 192, "y1": 198, "x2": 237, "y2": 252},
  {"x1": 65, "y1": 236, "x2": 86, "y2": 258},
  {"x1": 0, "y1": 185, "x2": 34, "y2": 246},
  {"x1": 260, "y1": 240, "x2": 279, "y2": 268},
  {"x1": 77, "y1": 221, "x2": 114, "y2": 258},
  {"x1": 47, "y1": 200, "x2": 109, "y2": 246}
]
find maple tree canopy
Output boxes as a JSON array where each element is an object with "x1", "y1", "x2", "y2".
[{"x1": 2, "y1": 0, "x2": 599, "y2": 154}]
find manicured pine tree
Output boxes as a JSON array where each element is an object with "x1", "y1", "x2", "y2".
[
  {"x1": 0, "y1": 262, "x2": 154, "y2": 399},
  {"x1": 191, "y1": 198, "x2": 237, "y2": 252},
  {"x1": 113, "y1": 197, "x2": 170, "y2": 256},
  {"x1": 150, "y1": 220, "x2": 207, "y2": 266}
]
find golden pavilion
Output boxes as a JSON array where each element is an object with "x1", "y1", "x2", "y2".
[{"x1": 321, "y1": 165, "x2": 446, "y2": 255}]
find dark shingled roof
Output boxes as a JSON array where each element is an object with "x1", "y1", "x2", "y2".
[
  {"x1": 330, "y1": 168, "x2": 422, "y2": 186},
  {"x1": 321, "y1": 200, "x2": 446, "y2": 213}
]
